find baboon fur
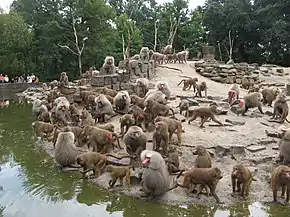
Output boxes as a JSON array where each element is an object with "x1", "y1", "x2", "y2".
[
  {"x1": 123, "y1": 126, "x2": 147, "y2": 157},
  {"x1": 271, "y1": 165, "x2": 290, "y2": 203},
  {"x1": 139, "y1": 47, "x2": 150, "y2": 61},
  {"x1": 278, "y1": 129, "x2": 290, "y2": 165},
  {"x1": 101, "y1": 56, "x2": 116, "y2": 74},
  {"x1": 130, "y1": 94, "x2": 145, "y2": 109},
  {"x1": 271, "y1": 93, "x2": 289, "y2": 123},
  {"x1": 152, "y1": 121, "x2": 169, "y2": 156},
  {"x1": 155, "y1": 81, "x2": 171, "y2": 99},
  {"x1": 113, "y1": 90, "x2": 131, "y2": 114},
  {"x1": 80, "y1": 108, "x2": 95, "y2": 126},
  {"x1": 262, "y1": 87, "x2": 280, "y2": 106}
]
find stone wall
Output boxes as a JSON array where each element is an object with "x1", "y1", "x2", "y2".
[
  {"x1": 91, "y1": 60, "x2": 155, "y2": 90},
  {"x1": 194, "y1": 62, "x2": 260, "y2": 84}
]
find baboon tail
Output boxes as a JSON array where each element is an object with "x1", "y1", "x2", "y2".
[
  {"x1": 177, "y1": 80, "x2": 184, "y2": 86},
  {"x1": 169, "y1": 108, "x2": 175, "y2": 115},
  {"x1": 112, "y1": 133, "x2": 121, "y2": 149},
  {"x1": 177, "y1": 169, "x2": 185, "y2": 178},
  {"x1": 286, "y1": 117, "x2": 290, "y2": 124}
]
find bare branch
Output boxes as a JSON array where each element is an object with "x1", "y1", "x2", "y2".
[{"x1": 58, "y1": 44, "x2": 78, "y2": 56}]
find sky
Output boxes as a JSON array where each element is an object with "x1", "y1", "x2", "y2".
[{"x1": 0, "y1": 0, "x2": 205, "y2": 12}]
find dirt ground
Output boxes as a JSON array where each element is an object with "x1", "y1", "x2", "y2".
[{"x1": 28, "y1": 61, "x2": 290, "y2": 206}]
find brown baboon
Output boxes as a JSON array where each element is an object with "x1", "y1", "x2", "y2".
[
  {"x1": 262, "y1": 87, "x2": 280, "y2": 106},
  {"x1": 130, "y1": 94, "x2": 145, "y2": 109},
  {"x1": 100, "y1": 56, "x2": 116, "y2": 74},
  {"x1": 144, "y1": 90, "x2": 167, "y2": 105},
  {"x1": 96, "y1": 123, "x2": 115, "y2": 132},
  {"x1": 52, "y1": 126, "x2": 85, "y2": 148},
  {"x1": 81, "y1": 125, "x2": 121, "y2": 153},
  {"x1": 271, "y1": 165, "x2": 290, "y2": 204},
  {"x1": 38, "y1": 111, "x2": 51, "y2": 123},
  {"x1": 177, "y1": 167, "x2": 223, "y2": 203},
  {"x1": 32, "y1": 121, "x2": 56, "y2": 141},
  {"x1": 176, "y1": 50, "x2": 188, "y2": 63},
  {"x1": 247, "y1": 84, "x2": 260, "y2": 94},
  {"x1": 188, "y1": 105, "x2": 223, "y2": 128},
  {"x1": 54, "y1": 126, "x2": 79, "y2": 168},
  {"x1": 144, "y1": 99, "x2": 172, "y2": 121},
  {"x1": 32, "y1": 99, "x2": 48, "y2": 117},
  {"x1": 80, "y1": 90, "x2": 96, "y2": 106},
  {"x1": 136, "y1": 78, "x2": 149, "y2": 97},
  {"x1": 278, "y1": 129, "x2": 290, "y2": 165},
  {"x1": 176, "y1": 100, "x2": 189, "y2": 117},
  {"x1": 231, "y1": 164, "x2": 255, "y2": 198},
  {"x1": 123, "y1": 126, "x2": 147, "y2": 158},
  {"x1": 132, "y1": 105, "x2": 149, "y2": 131},
  {"x1": 154, "y1": 116, "x2": 182, "y2": 145},
  {"x1": 105, "y1": 165, "x2": 134, "y2": 188},
  {"x1": 140, "y1": 150, "x2": 171, "y2": 198},
  {"x1": 94, "y1": 94, "x2": 115, "y2": 123},
  {"x1": 80, "y1": 108, "x2": 95, "y2": 126},
  {"x1": 195, "y1": 81, "x2": 207, "y2": 97},
  {"x1": 100, "y1": 87, "x2": 118, "y2": 97},
  {"x1": 59, "y1": 71, "x2": 69, "y2": 87},
  {"x1": 152, "y1": 121, "x2": 169, "y2": 156},
  {"x1": 162, "y1": 45, "x2": 172, "y2": 55},
  {"x1": 270, "y1": 94, "x2": 290, "y2": 123},
  {"x1": 155, "y1": 81, "x2": 171, "y2": 99},
  {"x1": 177, "y1": 77, "x2": 198, "y2": 91},
  {"x1": 242, "y1": 92, "x2": 264, "y2": 115},
  {"x1": 119, "y1": 114, "x2": 135, "y2": 138},
  {"x1": 152, "y1": 52, "x2": 166, "y2": 64},
  {"x1": 166, "y1": 145, "x2": 180, "y2": 174},
  {"x1": 69, "y1": 104, "x2": 81, "y2": 125},
  {"x1": 139, "y1": 47, "x2": 150, "y2": 61},
  {"x1": 193, "y1": 145, "x2": 212, "y2": 168},
  {"x1": 113, "y1": 90, "x2": 130, "y2": 114}
]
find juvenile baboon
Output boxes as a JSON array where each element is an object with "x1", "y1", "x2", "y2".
[
  {"x1": 81, "y1": 125, "x2": 121, "y2": 153},
  {"x1": 140, "y1": 150, "x2": 171, "y2": 197},
  {"x1": 54, "y1": 126, "x2": 79, "y2": 168},
  {"x1": 154, "y1": 116, "x2": 182, "y2": 146},
  {"x1": 262, "y1": 87, "x2": 280, "y2": 106},
  {"x1": 105, "y1": 165, "x2": 134, "y2": 188},
  {"x1": 165, "y1": 53, "x2": 178, "y2": 63},
  {"x1": 69, "y1": 104, "x2": 81, "y2": 125},
  {"x1": 188, "y1": 105, "x2": 223, "y2": 128},
  {"x1": 247, "y1": 84, "x2": 260, "y2": 94},
  {"x1": 139, "y1": 47, "x2": 150, "y2": 61},
  {"x1": 114, "y1": 90, "x2": 130, "y2": 114},
  {"x1": 38, "y1": 111, "x2": 51, "y2": 123},
  {"x1": 176, "y1": 100, "x2": 189, "y2": 117},
  {"x1": 144, "y1": 90, "x2": 167, "y2": 105},
  {"x1": 177, "y1": 77, "x2": 198, "y2": 91},
  {"x1": 193, "y1": 145, "x2": 212, "y2": 168},
  {"x1": 231, "y1": 164, "x2": 255, "y2": 198},
  {"x1": 136, "y1": 78, "x2": 149, "y2": 97},
  {"x1": 32, "y1": 121, "x2": 56, "y2": 141},
  {"x1": 144, "y1": 99, "x2": 172, "y2": 121},
  {"x1": 123, "y1": 126, "x2": 147, "y2": 158},
  {"x1": 100, "y1": 87, "x2": 118, "y2": 97},
  {"x1": 59, "y1": 72, "x2": 69, "y2": 87},
  {"x1": 166, "y1": 145, "x2": 180, "y2": 174},
  {"x1": 270, "y1": 93, "x2": 290, "y2": 123},
  {"x1": 130, "y1": 94, "x2": 145, "y2": 109},
  {"x1": 177, "y1": 167, "x2": 223, "y2": 203},
  {"x1": 132, "y1": 105, "x2": 148, "y2": 130},
  {"x1": 155, "y1": 81, "x2": 171, "y2": 99},
  {"x1": 278, "y1": 129, "x2": 290, "y2": 165},
  {"x1": 228, "y1": 83, "x2": 240, "y2": 104},
  {"x1": 32, "y1": 99, "x2": 47, "y2": 117},
  {"x1": 195, "y1": 81, "x2": 207, "y2": 97},
  {"x1": 94, "y1": 94, "x2": 115, "y2": 123},
  {"x1": 153, "y1": 121, "x2": 169, "y2": 156},
  {"x1": 271, "y1": 165, "x2": 290, "y2": 204},
  {"x1": 80, "y1": 108, "x2": 95, "y2": 126},
  {"x1": 119, "y1": 114, "x2": 135, "y2": 138},
  {"x1": 101, "y1": 56, "x2": 116, "y2": 74}
]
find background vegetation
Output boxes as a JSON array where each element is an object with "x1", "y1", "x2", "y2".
[{"x1": 0, "y1": 0, "x2": 289, "y2": 80}]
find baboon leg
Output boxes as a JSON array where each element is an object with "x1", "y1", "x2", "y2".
[
  {"x1": 168, "y1": 133, "x2": 173, "y2": 144},
  {"x1": 273, "y1": 187, "x2": 278, "y2": 202},
  {"x1": 237, "y1": 181, "x2": 241, "y2": 192},
  {"x1": 281, "y1": 185, "x2": 286, "y2": 198},
  {"x1": 286, "y1": 186, "x2": 290, "y2": 203},
  {"x1": 211, "y1": 116, "x2": 223, "y2": 126},
  {"x1": 196, "y1": 185, "x2": 204, "y2": 198},
  {"x1": 188, "y1": 114, "x2": 197, "y2": 124},
  {"x1": 240, "y1": 183, "x2": 246, "y2": 197},
  {"x1": 242, "y1": 106, "x2": 249, "y2": 116},
  {"x1": 199, "y1": 117, "x2": 209, "y2": 128},
  {"x1": 209, "y1": 185, "x2": 222, "y2": 203},
  {"x1": 258, "y1": 105, "x2": 264, "y2": 114},
  {"x1": 93, "y1": 167, "x2": 101, "y2": 178},
  {"x1": 245, "y1": 179, "x2": 252, "y2": 196},
  {"x1": 125, "y1": 171, "x2": 131, "y2": 187},
  {"x1": 109, "y1": 178, "x2": 117, "y2": 188},
  {"x1": 116, "y1": 177, "x2": 124, "y2": 186}
]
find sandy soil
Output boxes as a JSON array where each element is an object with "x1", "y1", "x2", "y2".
[{"x1": 30, "y1": 61, "x2": 290, "y2": 206}]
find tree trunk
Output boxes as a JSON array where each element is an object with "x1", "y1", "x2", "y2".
[
  {"x1": 154, "y1": 21, "x2": 158, "y2": 51},
  {"x1": 78, "y1": 54, "x2": 82, "y2": 76}
]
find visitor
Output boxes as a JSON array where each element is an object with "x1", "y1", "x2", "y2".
[
  {"x1": 27, "y1": 75, "x2": 32, "y2": 83},
  {"x1": 31, "y1": 73, "x2": 36, "y2": 82},
  {"x1": 4, "y1": 75, "x2": 9, "y2": 83},
  {"x1": 0, "y1": 74, "x2": 4, "y2": 83}
]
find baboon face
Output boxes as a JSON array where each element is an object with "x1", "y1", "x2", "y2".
[
  {"x1": 142, "y1": 155, "x2": 151, "y2": 168},
  {"x1": 232, "y1": 165, "x2": 243, "y2": 179},
  {"x1": 201, "y1": 81, "x2": 206, "y2": 86},
  {"x1": 131, "y1": 130, "x2": 140, "y2": 139},
  {"x1": 107, "y1": 58, "x2": 113, "y2": 65},
  {"x1": 154, "y1": 116, "x2": 162, "y2": 123},
  {"x1": 278, "y1": 94, "x2": 286, "y2": 102},
  {"x1": 76, "y1": 155, "x2": 85, "y2": 166},
  {"x1": 209, "y1": 105, "x2": 218, "y2": 113},
  {"x1": 280, "y1": 169, "x2": 290, "y2": 181}
]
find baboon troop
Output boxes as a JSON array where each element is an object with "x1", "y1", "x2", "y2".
[{"x1": 29, "y1": 43, "x2": 290, "y2": 207}]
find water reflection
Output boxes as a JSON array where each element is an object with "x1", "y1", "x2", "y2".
[{"x1": 0, "y1": 102, "x2": 289, "y2": 217}]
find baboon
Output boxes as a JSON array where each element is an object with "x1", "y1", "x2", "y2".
[
  {"x1": 197, "y1": 51, "x2": 202, "y2": 59},
  {"x1": 105, "y1": 94, "x2": 114, "y2": 104},
  {"x1": 139, "y1": 47, "x2": 150, "y2": 61},
  {"x1": 123, "y1": 126, "x2": 147, "y2": 158},
  {"x1": 80, "y1": 108, "x2": 95, "y2": 126},
  {"x1": 69, "y1": 104, "x2": 80, "y2": 125},
  {"x1": 231, "y1": 164, "x2": 255, "y2": 198},
  {"x1": 241, "y1": 79, "x2": 254, "y2": 90},
  {"x1": 32, "y1": 121, "x2": 56, "y2": 140},
  {"x1": 105, "y1": 165, "x2": 134, "y2": 188},
  {"x1": 54, "y1": 126, "x2": 79, "y2": 168},
  {"x1": 176, "y1": 100, "x2": 189, "y2": 117},
  {"x1": 152, "y1": 52, "x2": 166, "y2": 64},
  {"x1": 248, "y1": 84, "x2": 260, "y2": 94},
  {"x1": 94, "y1": 94, "x2": 115, "y2": 123},
  {"x1": 193, "y1": 145, "x2": 212, "y2": 168},
  {"x1": 242, "y1": 92, "x2": 264, "y2": 115},
  {"x1": 54, "y1": 102, "x2": 71, "y2": 126},
  {"x1": 144, "y1": 99, "x2": 172, "y2": 121},
  {"x1": 53, "y1": 126, "x2": 84, "y2": 148},
  {"x1": 165, "y1": 53, "x2": 178, "y2": 63},
  {"x1": 177, "y1": 77, "x2": 198, "y2": 91},
  {"x1": 84, "y1": 94, "x2": 97, "y2": 110},
  {"x1": 59, "y1": 72, "x2": 69, "y2": 87},
  {"x1": 271, "y1": 165, "x2": 290, "y2": 204},
  {"x1": 81, "y1": 125, "x2": 121, "y2": 153},
  {"x1": 96, "y1": 123, "x2": 115, "y2": 132},
  {"x1": 166, "y1": 145, "x2": 180, "y2": 174},
  {"x1": 152, "y1": 121, "x2": 169, "y2": 156},
  {"x1": 130, "y1": 94, "x2": 145, "y2": 109},
  {"x1": 80, "y1": 90, "x2": 96, "y2": 105},
  {"x1": 32, "y1": 99, "x2": 47, "y2": 117},
  {"x1": 149, "y1": 49, "x2": 154, "y2": 60},
  {"x1": 113, "y1": 90, "x2": 130, "y2": 114},
  {"x1": 270, "y1": 93, "x2": 290, "y2": 123},
  {"x1": 144, "y1": 90, "x2": 167, "y2": 105},
  {"x1": 177, "y1": 167, "x2": 223, "y2": 203},
  {"x1": 278, "y1": 129, "x2": 290, "y2": 165},
  {"x1": 176, "y1": 50, "x2": 188, "y2": 63},
  {"x1": 162, "y1": 45, "x2": 172, "y2": 55},
  {"x1": 154, "y1": 116, "x2": 182, "y2": 146},
  {"x1": 38, "y1": 111, "x2": 51, "y2": 123},
  {"x1": 100, "y1": 87, "x2": 118, "y2": 97},
  {"x1": 140, "y1": 150, "x2": 171, "y2": 197},
  {"x1": 188, "y1": 105, "x2": 223, "y2": 128},
  {"x1": 195, "y1": 81, "x2": 207, "y2": 97},
  {"x1": 132, "y1": 105, "x2": 148, "y2": 130},
  {"x1": 131, "y1": 54, "x2": 141, "y2": 60},
  {"x1": 262, "y1": 87, "x2": 280, "y2": 106},
  {"x1": 100, "y1": 56, "x2": 116, "y2": 74},
  {"x1": 119, "y1": 114, "x2": 135, "y2": 138},
  {"x1": 228, "y1": 83, "x2": 240, "y2": 104},
  {"x1": 54, "y1": 96, "x2": 70, "y2": 109},
  {"x1": 136, "y1": 78, "x2": 149, "y2": 98},
  {"x1": 155, "y1": 81, "x2": 171, "y2": 99}
]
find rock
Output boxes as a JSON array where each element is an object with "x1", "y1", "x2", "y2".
[
  {"x1": 211, "y1": 76, "x2": 223, "y2": 82},
  {"x1": 73, "y1": 94, "x2": 82, "y2": 103},
  {"x1": 174, "y1": 114, "x2": 186, "y2": 122},
  {"x1": 195, "y1": 98, "x2": 213, "y2": 103},
  {"x1": 251, "y1": 156, "x2": 275, "y2": 165},
  {"x1": 258, "y1": 139, "x2": 276, "y2": 145},
  {"x1": 187, "y1": 98, "x2": 199, "y2": 106},
  {"x1": 231, "y1": 145, "x2": 245, "y2": 155},
  {"x1": 246, "y1": 145, "x2": 266, "y2": 152},
  {"x1": 215, "y1": 145, "x2": 230, "y2": 157},
  {"x1": 169, "y1": 96, "x2": 176, "y2": 101}
]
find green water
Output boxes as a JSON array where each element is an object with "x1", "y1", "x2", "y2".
[{"x1": 0, "y1": 103, "x2": 289, "y2": 217}]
